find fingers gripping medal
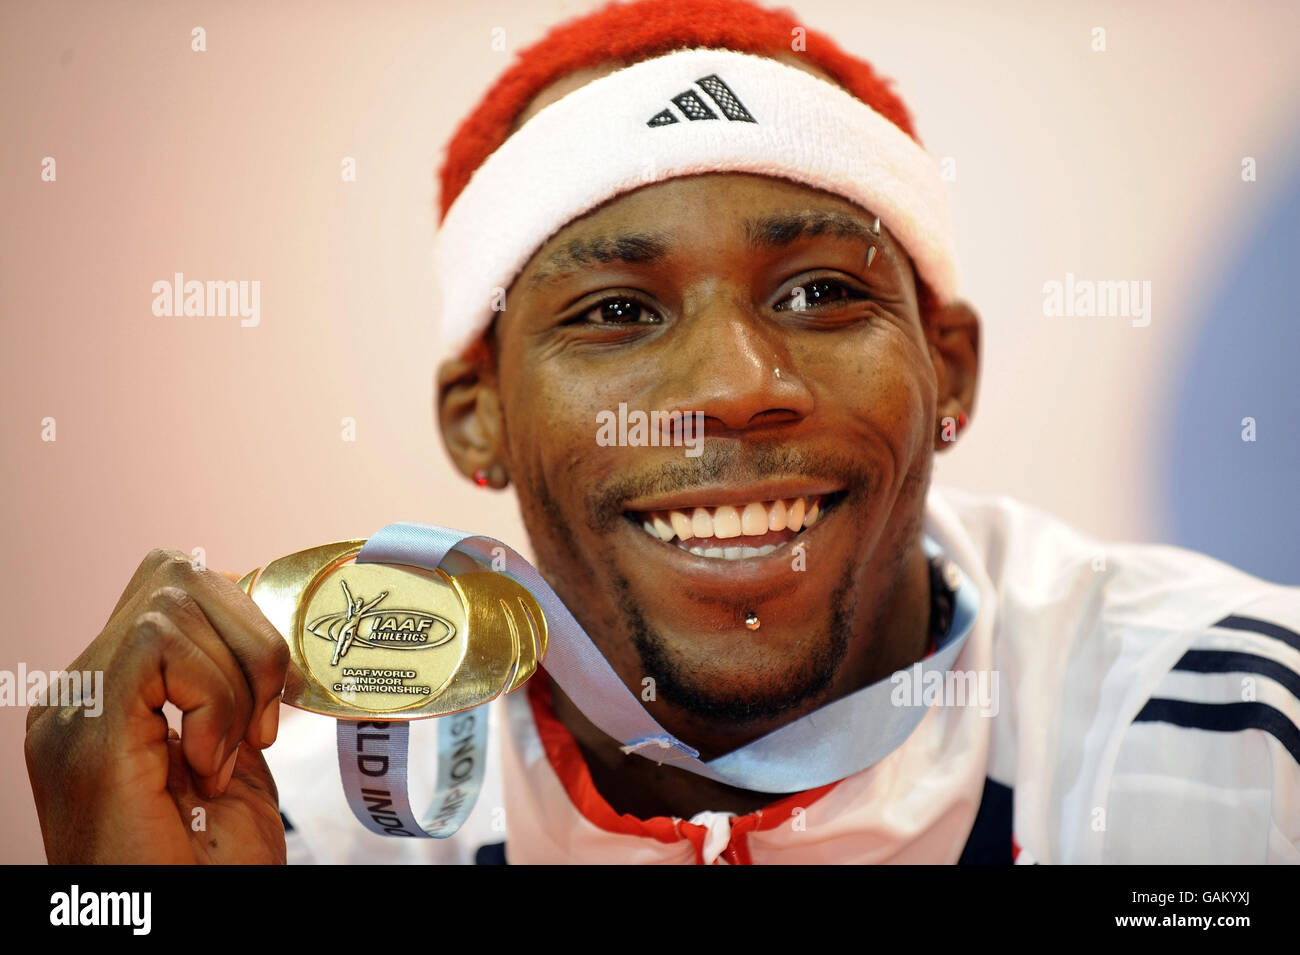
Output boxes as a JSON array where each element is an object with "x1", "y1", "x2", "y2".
[{"x1": 237, "y1": 533, "x2": 548, "y2": 838}]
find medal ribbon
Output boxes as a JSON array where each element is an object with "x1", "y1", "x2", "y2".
[
  {"x1": 331, "y1": 522, "x2": 978, "y2": 837},
  {"x1": 335, "y1": 711, "x2": 487, "y2": 839}
]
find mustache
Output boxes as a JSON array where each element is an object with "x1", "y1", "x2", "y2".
[{"x1": 587, "y1": 441, "x2": 874, "y2": 532}]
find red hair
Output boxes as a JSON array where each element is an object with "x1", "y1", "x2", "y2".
[{"x1": 437, "y1": 0, "x2": 922, "y2": 224}]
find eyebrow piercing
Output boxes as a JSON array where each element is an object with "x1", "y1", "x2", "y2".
[
  {"x1": 866, "y1": 246, "x2": 877, "y2": 268},
  {"x1": 871, "y1": 216, "x2": 880, "y2": 235}
]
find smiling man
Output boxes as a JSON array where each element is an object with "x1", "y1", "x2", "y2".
[
  {"x1": 25, "y1": 0, "x2": 1300, "y2": 865},
  {"x1": 461, "y1": 171, "x2": 958, "y2": 824}
]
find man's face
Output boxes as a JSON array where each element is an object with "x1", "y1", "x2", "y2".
[{"x1": 483, "y1": 171, "x2": 946, "y2": 731}]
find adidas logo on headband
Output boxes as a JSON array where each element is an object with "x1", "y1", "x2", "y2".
[{"x1": 646, "y1": 73, "x2": 756, "y2": 126}]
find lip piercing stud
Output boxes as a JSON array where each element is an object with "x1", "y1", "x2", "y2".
[{"x1": 745, "y1": 613, "x2": 761, "y2": 631}]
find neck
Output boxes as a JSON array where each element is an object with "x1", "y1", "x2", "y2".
[{"x1": 548, "y1": 541, "x2": 934, "y2": 819}]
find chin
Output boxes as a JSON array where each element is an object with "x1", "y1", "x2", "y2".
[{"x1": 610, "y1": 551, "x2": 858, "y2": 726}]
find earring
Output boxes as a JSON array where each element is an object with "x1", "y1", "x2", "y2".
[
  {"x1": 472, "y1": 465, "x2": 510, "y2": 488},
  {"x1": 937, "y1": 412, "x2": 968, "y2": 443}
]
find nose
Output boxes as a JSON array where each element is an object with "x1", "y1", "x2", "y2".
[{"x1": 651, "y1": 294, "x2": 814, "y2": 436}]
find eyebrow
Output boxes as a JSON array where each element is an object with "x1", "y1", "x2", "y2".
[{"x1": 525, "y1": 210, "x2": 884, "y2": 291}]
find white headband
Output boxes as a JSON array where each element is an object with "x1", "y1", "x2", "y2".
[{"x1": 433, "y1": 47, "x2": 957, "y2": 357}]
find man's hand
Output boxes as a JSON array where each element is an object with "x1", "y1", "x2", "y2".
[{"x1": 24, "y1": 550, "x2": 291, "y2": 863}]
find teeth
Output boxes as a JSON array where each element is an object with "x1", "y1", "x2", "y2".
[
  {"x1": 713, "y1": 505, "x2": 741, "y2": 539},
  {"x1": 786, "y1": 498, "x2": 805, "y2": 532},
  {"x1": 636, "y1": 495, "x2": 831, "y2": 548},
  {"x1": 686, "y1": 543, "x2": 778, "y2": 560},
  {"x1": 741, "y1": 502, "x2": 768, "y2": 536}
]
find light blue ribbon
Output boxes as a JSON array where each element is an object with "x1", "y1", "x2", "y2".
[
  {"x1": 331, "y1": 521, "x2": 978, "y2": 837},
  {"x1": 335, "y1": 713, "x2": 487, "y2": 839}
]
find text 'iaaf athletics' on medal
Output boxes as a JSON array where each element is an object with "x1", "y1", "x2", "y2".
[{"x1": 236, "y1": 540, "x2": 549, "y2": 721}]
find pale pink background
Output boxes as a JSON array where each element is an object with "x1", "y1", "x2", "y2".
[{"x1": 2, "y1": 0, "x2": 1297, "y2": 862}]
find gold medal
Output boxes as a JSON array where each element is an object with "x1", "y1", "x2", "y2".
[{"x1": 237, "y1": 540, "x2": 548, "y2": 721}]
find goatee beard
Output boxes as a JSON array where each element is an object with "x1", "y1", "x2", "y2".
[{"x1": 613, "y1": 561, "x2": 857, "y2": 728}]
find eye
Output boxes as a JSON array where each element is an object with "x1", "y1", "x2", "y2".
[
  {"x1": 565, "y1": 294, "x2": 663, "y2": 327},
  {"x1": 774, "y1": 277, "x2": 869, "y2": 313}
]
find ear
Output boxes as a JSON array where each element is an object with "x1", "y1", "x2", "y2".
[
  {"x1": 925, "y1": 299, "x2": 981, "y2": 451},
  {"x1": 436, "y1": 355, "x2": 508, "y2": 487}
]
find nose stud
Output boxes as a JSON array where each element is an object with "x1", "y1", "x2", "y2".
[
  {"x1": 773, "y1": 367, "x2": 782, "y2": 380},
  {"x1": 744, "y1": 613, "x2": 761, "y2": 631}
]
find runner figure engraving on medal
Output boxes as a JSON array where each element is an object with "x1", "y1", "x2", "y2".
[{"x1": 321, "y1": 580, "x2": 391, "y2": 665}]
